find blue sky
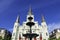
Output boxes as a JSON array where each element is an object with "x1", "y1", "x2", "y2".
[{"x1": 0, "y1": 0, "x2": 60, "y2": 33}]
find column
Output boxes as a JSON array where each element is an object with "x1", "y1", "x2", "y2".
[
  {"x1": 19, "y1": 36, "x2": 21, "y2": 40},
  {"x1": 34, "y1": 37, "x2": 36, "y2": 40},
  {"x1": 40, "y1": 34, "x2": 42, "y2": 40}
]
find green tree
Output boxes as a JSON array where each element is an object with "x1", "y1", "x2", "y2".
[
  {"x1": 0, "y1": 36, "x2": 2, "y2": 40},
  {"x1": 57, "y1": 38, "x2": 60, "y2": 40},
  {"x1": 48, "y1": 38, "x2": 57, "y2": 40}
]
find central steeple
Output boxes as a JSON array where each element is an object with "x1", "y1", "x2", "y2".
[
  {"x1": 27, "y1": 6, "x2": 34, "y2": 22},
  {"x1": 28, "y1": 6, "x2": 32, "y2": 16}
]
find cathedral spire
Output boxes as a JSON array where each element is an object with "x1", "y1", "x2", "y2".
[
  {"x1": 16, "y1": 15, "x2": 20, "y2": 23},
  {"x1": 41, "y1": 15, "x2": 45, "y2": 22},
  {"x1": 28, "y1": 5, "x2": 32, "y2": 15}
]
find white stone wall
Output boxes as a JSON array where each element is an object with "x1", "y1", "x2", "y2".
[
  {"x1": 11, "y1": 14, "x2": 49, "y2": 40},
  {"x1": 56, "y1": 31, "x2": 60, "y2": 39},
  {"x1": 0, "y1": 30, "x2": 5, "y2": 39}
]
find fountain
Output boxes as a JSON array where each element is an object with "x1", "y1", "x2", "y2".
[{"x1": 23, "y1": 16, "x2": 39, "y2": 40}]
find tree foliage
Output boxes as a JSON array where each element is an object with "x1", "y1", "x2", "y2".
[
  {"x1": 0, "y1": 36, "x2": 2, "y2": 40},
  {"x1": 49, "y1": 37, "x2": 60, "y2": 40},
  {"x1": 0, "y1": 36, "x2": 11, "y2": 40}
]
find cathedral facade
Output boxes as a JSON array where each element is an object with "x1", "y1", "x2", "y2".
[{"x1": 11, "y1": 8, "x2": 49, "y2": 40}]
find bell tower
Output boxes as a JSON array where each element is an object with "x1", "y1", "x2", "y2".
[
  {"x1": 11, "y1": 15, "x2": 20, "y2": 40},
  {"x1": 41, "y1": 15, "x2": 49, "y2": 40}
]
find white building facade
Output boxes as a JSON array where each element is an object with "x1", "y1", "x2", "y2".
[
  {"x1": 50, "y1": 28, "x2": 60, "y2": 39},
  {"x1": 0, "y1": 28, "x2": 6, "y2": 39},
  {"x1": 11, "y1": 7, "x2": 49, "y2": 40},
  {"x1": 0, "y1": 28, "x2": 11, "y2": 39}
]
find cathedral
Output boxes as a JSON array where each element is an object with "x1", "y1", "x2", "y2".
[{"x1": 11, "y1": 7, "x2": 49, "y2": 40}]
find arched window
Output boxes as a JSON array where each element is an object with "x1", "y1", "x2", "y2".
[
  {"x1": 46, "y1": 33, "x2": 48, "y2": 36},
  {"x1": 13, "y1": 33, "x2": 15, "y2": 36}
]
